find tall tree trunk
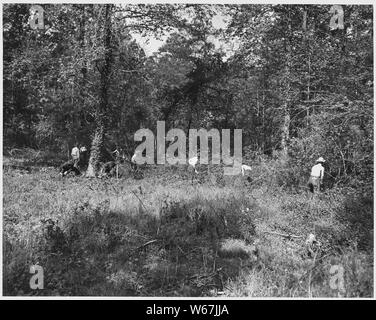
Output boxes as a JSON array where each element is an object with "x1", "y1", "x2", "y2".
[
  {"x1": 280, "y1": 110, "x2": 290, "y2": 158},
  {"x1": 86, "y1": 4, "x2": 113, "y2": 177},
  {"x1": 79, "y1": 5, "x2": 87, "y2": 87},
  {"x1": 280, "y1": 9, "x2": 292, "y2": 162},
  {"x1": 303, "y1": 8, "x2": 311, "y2": 127}
]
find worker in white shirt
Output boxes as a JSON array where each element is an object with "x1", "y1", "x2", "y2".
[
  {"x1": 71, "y1": 143, "x2": 80, "y2": 169},
  {"x1": 131, "y1": 152, "x2": 137, "y2": 164},
  {"x1": 131, "y1": 149, "x2": 141, "y2": 171},
  {"x1": 308, "y1": 157, "x2": 325, "y2": 193}
]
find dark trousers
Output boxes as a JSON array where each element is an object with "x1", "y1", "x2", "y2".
[
  {"x1": 308, "y1": 176, "x2": 321, "y2": 193},
  {"x1": 80, "y1": 152, "x2": 88, "y2": 167}
]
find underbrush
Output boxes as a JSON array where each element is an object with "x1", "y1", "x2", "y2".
[
  {"x1": 3, "y1": 159, "x2": 373, "y2": 297},
  {"x1": 4, "y1": 148, "x2": 66, "y2": 167},
  {"x1": 3, "y1": 171, "x2": 257, "y2": 296}
]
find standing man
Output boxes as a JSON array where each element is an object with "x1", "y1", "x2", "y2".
[
  {"x1": 308, "y1": 157, "x2": 325, "y2": 193},
  {"x1": 71, "y1": 143, "x2": 80, "y2": 169},
  {"x1": 79, "y1": 145, "x2": 88, "y2": 167},
  {"x1": 131, "y1": 150, "x2": 139, "y2": 171}
]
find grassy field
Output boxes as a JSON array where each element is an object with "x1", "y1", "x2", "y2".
[{"x1": 3, "y1": 156, "x2": 373, "y2": 297}]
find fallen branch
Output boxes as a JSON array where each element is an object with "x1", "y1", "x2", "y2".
[
  {"x1": 188, "y1": 269, "x2": 221, "y2": 280},
  {"x1": 134, "y1": 239, "x2": 158, "y2": 252},
  {"x1": 131, "y1": 190, "x2": 148, "y2": 212},
  {"x1": 8, "y1": 148, "x2": 23, "y2": 156},
  {"x1": 262, "y1": 230, "x2": 304, "y2": 239}
]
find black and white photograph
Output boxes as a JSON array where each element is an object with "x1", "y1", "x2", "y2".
[{"x1": 1, "y1": 1, "x2": 374, "y2": 298}]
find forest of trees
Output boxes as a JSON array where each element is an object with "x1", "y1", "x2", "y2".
[
  {"x1": 3, "y1": 3, "x2": 374, "y2": 298},
  {"x1": 3, "y1": 4, "x2": 373, "y2": 190}
]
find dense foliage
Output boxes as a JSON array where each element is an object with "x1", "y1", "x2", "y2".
[
  {"x1": 3, "y1": 4, "x2": 373, "y2": 189},
  {"x1": 2, "y1": 4, "x2": 373, "y2": 297}
]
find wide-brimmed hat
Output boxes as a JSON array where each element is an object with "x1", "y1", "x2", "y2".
[{"x1": 316, "y1": 157, "x2": 325, "y2": 163}]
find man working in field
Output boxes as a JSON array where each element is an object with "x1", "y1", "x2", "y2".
[
  {"x1": 131, "y1": 149, "x2": 141, "y2": 171},
  {"x1": 79, "y1": 145, "x2": 88, "y2": 167},
  {"x1": 71, "y1": 143, "x2": 80, "y2": 169},
  {"x1": 308, "y1": 157, "x2": 325, "y2": 193}
]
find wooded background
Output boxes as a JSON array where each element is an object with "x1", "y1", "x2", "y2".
[{"x1": 3, "y1": 4, "x2": 373, "y2": 188}]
